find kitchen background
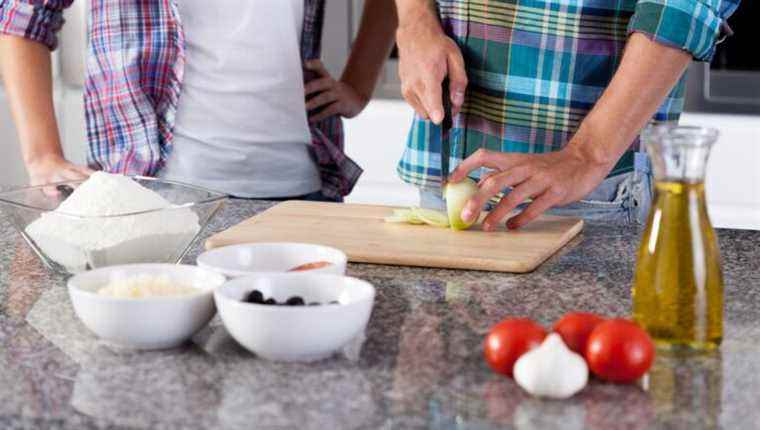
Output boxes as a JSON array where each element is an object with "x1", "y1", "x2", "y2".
[{"x1": 0, "y1": 0, "x2": 757, "y2": 229}]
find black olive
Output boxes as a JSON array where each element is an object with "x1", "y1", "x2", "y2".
[
  {"x1": 285, "y1": 296, "x2": 305, "y2": 306},
  {"x1": 245, "y1": 290, "x2": 264, "y2": 304},
  {"x1": 264, "y1": 298, "x2": 277, "y2": 305},
  {"x1": 308, "y1": 302, "x2": 320, "y2": 306}
]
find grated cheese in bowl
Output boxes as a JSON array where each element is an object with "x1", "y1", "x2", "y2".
[{"x1": 97, "y1": 274, "x2": 200, "y2": 299}]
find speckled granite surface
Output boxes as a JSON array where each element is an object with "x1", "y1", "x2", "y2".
[{"x1": 0, "y1": 200, "x2": 758, "y2": 429}]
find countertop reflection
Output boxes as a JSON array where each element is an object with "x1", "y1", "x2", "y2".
[{"x1": 1, "y1": 200, "x2": 758, "y2": 429}]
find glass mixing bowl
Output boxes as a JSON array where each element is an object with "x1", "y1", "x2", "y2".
[{"x1": 0, "y1": 176, "x2": 227, "y2": 275}]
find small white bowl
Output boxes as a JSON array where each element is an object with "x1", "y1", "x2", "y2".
[
  {"x1": 197, "y1": 242, "x2": 347, "y2": 278},
  {"x1": 214, "y1": 273, "x2": 375, "y2": 362},
  {"x1": 68, "y1": 264, "x2": 226, "y2": 350}
]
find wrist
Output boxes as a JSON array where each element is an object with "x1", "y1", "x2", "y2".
[
  {"x1": 396, "y1": 4, "x2": 441, "y2": 40},
  {"x1": 23, "y1": 147, "x2": 64, "y2": 168},
  {"x1": 564, "y1": 119, "x2": 622, "y2": 168},
  {"x1": 340, "y1": 77, "x2": 371, "y2": 105},
  {"x1": 20, "y1": 132, "x2": 64, "y2": 164}
]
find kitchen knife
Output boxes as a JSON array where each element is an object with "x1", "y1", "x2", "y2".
[{"x1": 440, "y1": 78, "x2": 453, "y2": 198}]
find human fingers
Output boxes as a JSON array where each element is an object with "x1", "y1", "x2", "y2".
[
  {"x1": 505, "y1": 191, "x2": 563, "y2": 230},
  {"x1": 481, "y1": 179, "x2": 547, "y2": 231},
  {"x1": 403, "y1": 91, "x2": 429, "y2": 121},
  {"x1": 305, "y1": 77, "x2": 334, "y2": 96},
  {"x1": 460, "y1": 167, "x2": 532, "y2": 224},
  {"x1": 69, "y1": 164, "x2": 94, "y2": 177},
  {"x1": 420, "y1": 78, "x2": 444, "y2": 125},
  {"x1": 308, "y1": 102, "x2": 342, "y2": 123},
  {"x1": 304, "y1": 59, "x2": 330, "y2": 77},
  {"x1": 446, "y1": 49, "x2": 468, "y2": 117},
  {"x1": 306, "y1": 90, "x2": 340, "y2": 111},
  {"x1": 450, "y1": 149, "x2": 523, "y2": 183}
]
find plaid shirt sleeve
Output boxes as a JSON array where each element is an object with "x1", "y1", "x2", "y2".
[
  {"x1": 628, "y1": 0, "x2": 741, "y2": 61},
  {"x1": 0, "y1": 0, "x2": 73, "y2": 50}
]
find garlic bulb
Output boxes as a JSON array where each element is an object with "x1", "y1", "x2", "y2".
[{"x1": 513, "y1": 333, "x2": 588, "y2": 399}]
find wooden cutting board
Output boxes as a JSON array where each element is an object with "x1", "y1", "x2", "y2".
[{"x1": 205, "y1": 201, "x2": 583, "y2": 273}]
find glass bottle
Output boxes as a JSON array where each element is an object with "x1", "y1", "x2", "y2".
[{"x1": 632, "y1": 125, "x2": 723, "y2": 352}]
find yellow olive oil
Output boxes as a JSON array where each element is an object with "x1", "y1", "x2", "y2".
[{"x1": 632, "y1": 181, "x2": 723, "y2": 352}]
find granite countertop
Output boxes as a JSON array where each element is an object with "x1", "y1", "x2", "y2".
[{"x1": 0, "y1": 200, "x2": 758, "y2": 429}]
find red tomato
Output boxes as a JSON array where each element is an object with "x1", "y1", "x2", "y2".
[
  {"x1": 484, "y1": 318, "x2": 547, "y2": 377},
  {"x1": 553, "y1": 312, "x2": 606, "y2": 355},
  {"x1": 586, "y1": 319, "x2": 655, "y2": 383}
]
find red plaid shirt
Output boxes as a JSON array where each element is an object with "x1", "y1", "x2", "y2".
[{"x1": 0, "y1": 0, "x2": 362, "y2": 198}]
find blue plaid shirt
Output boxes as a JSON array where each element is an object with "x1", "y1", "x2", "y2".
[{"x1": 398, "y1": 0, "x2": 741, "y2": 190}]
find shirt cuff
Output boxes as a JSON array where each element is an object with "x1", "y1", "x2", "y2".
[
  {"x1": 627, "y1": 0, "x2": 724, "y2": 62},
  {"x1": 0, "y1": 1, "x2": 65, "y2": 50}
]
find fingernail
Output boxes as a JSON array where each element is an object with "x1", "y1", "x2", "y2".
[
  {"x1": 432, "y1": 110, "x2": 443, "y2": 124},
  {"x1": 461, "y1": 207, "x2": 474, "y2": 222},
  {"x1": 453, "y1": 91, "x2": 465, "y2": 105},
  {"x1": 483, "y1": 223, "x2": 493, "y2": 232}
]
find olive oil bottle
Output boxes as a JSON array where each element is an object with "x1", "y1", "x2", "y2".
[{"x1": 632, "y1": 126, "x2": 723, "y2": 352}]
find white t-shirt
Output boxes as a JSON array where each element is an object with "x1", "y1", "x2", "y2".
[{"x1": 162, "y1": 0, "x2": 321, "y2": 198}]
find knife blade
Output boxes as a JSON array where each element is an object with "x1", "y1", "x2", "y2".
[{"x1": 440, "y1": 78, "x2": 453, "y2": 198}]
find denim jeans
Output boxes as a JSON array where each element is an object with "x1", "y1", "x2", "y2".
[{"x1": 420, "y1": 152, "x2": 653, "y2": 225}]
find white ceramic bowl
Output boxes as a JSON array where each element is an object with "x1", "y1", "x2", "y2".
[
  {"x1": 197, "y1": 242, "x2": 347, "y2": 278},
  {"x1": 68, "y1": 264, "x2": 226, "y2": 350},
  {"x1": 214, "y1": 273, "x2": 375, "y2": 362}
]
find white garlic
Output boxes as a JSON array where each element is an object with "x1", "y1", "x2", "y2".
[{"x1": 513, "y1": 333, "x2": 588, "y2": 399}]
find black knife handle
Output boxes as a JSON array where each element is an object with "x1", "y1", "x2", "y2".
[{"x1": 441, "y1": 78, "x2": 453, "y2": 131}]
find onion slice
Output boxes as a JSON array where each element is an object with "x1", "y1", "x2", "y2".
[
  {"x1": 445, "y1": 178, "x2": 479, "y2": 231},
  {"x1": 411, "y1": 207, "x2": 450, "y2": 228},
  {"x1": 384, "y1": 209, "x2": 424, "y2": 224},
  {"x1": 383, "y1": 177, "x2": 479, "y2": 230}
]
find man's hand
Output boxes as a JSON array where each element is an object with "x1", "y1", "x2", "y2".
[
  {"x1": 304, "y1": 60, "x2": 370, "y2": 123},
  {"x1": 448, "y1": 144, "x2": 614, "y2": 231},
  {"x1": 395, "y1": 9, "x2": 467, "y2": 124}
]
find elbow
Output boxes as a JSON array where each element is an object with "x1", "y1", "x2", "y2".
[{"x1": 627, "y1": 0, "x2": 737, "y2": 62}]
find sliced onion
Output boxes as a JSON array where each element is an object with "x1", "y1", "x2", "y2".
[
  {"x1": 445, "y1": 177, "x2": 479, "y2": 230},
  {"x1": 384, "y1": 178, "x2": 479, "y2": 230},
  {"x1": 411, "y1": 207, "x2": 450, "y2": 228},
  {"x1": 384, "y1": 209, "x2": 424, "y2": 224},
  {"x1": 384, "y1": 215, "x2": 411, "y2": 223}
]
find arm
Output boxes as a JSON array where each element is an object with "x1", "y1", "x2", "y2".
[
  {"x1": 304, "y1": 0, "x2": 398, "y2": 122},
  {"x1": 0, "y1": 36, "x2": 91, "y2": 185},
  {"x1": 396, "y1": 0, "x2": 467, "y2": 124},
  {"x1": 0, "y1": 1, "x2": 91, "y2": 187},
  {"x1": 340, "y1": 0, "x2": 398, "y2": 105},
  {"x1": 393, "y1": 0, "x2": 467, "y2": 123},
  {"x1": 450, "y1": 34, "x2": 690, "y2": 230},
  {"x1": 449, "y1": 0, "x2": 741, "y2": 230}
]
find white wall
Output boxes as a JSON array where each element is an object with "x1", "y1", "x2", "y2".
[
  {"x1": 343, "y1": 100, "x2": 419, "y2": 207},
  {"x1": 681, "y1": 113, "x2": 760, "y2": 230}
]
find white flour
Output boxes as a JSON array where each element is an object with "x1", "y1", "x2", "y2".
[{"x1": 26, "y1": 172, "x2": 200, "y2": 271}]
